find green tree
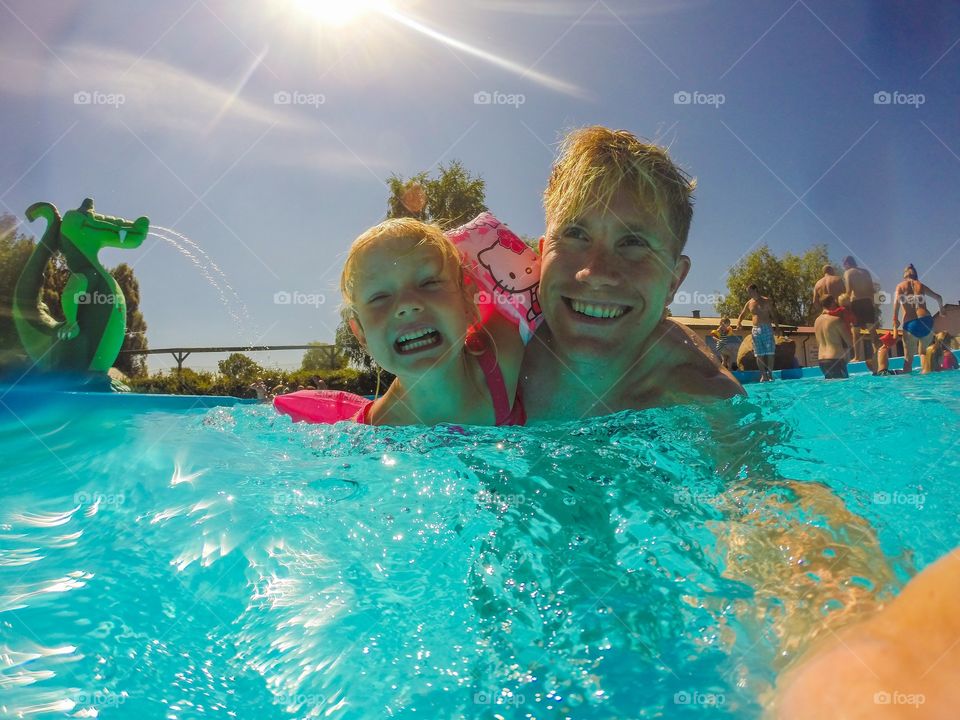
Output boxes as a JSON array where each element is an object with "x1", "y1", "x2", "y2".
[
  {"x1": 387, "y1": 160, "x2": 487, "y2": 230},
  {"x1": 217, "y1": 352, "x2": 262, "y2": 384},
  {"x1": 717, "y1": 244, "x2": 831, "y2": 327},
  {"x1": 300, "y1": 341, "x2": 347, "y2": 371},
  {"x1": 0, "y1": 214, "x2": 34, "y2": 365},
  {"x1": 335, "y1": 317, "x2": 372, "y2": 370},
  {"x1": 111, "y1": 263, "x2": 149, "y2": 377}
]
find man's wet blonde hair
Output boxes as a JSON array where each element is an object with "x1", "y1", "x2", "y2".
[
  {"x1": 340, "y1": 217, "x2": 469, "y2": 320},
  {"x1": 544, "y1": 126, "x2": 696, "y2": 254}
]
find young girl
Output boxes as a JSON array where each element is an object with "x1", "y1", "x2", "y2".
[
  {"x1": 709, "y1": 317, "x2": 736, "y2": 370},
  {"x1": 275, "y1": 216, "x2": 531, "y2": 426},
  {"x1": 924, "y1": 331, "x2": 958, "y2": 373}
]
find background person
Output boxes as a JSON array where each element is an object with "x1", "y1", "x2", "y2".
[
  {"x1": 924, "y1": 331, "x2": 958, "y2": 373},
  {"x1": 812, "y1": 264, "x2": 845, "y2": 313},
  {"x1": 710, "y1": 316, "x2": 737, "y2": 370},
  {"x1": 813, "y1": 295, "x2": 850, "y2": 379},
  {"x1": 893, "y1": 263, "x2": 944, "y2": 373},
  {"x1": 736, "y1": 284, "x2": 783, "y2": 383},
  {"x1": 836, "y1": 292, "x2": 860, "y2": 356},
  {"x1": 875, "y1": 331, "x2": 901, "y2": 376},
  {"x1": 842, "y1": 255, "x2": 881, "y2": 367}
]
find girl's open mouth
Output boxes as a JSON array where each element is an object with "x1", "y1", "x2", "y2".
[{"x1": 395, "y1": 327, "x2": 442, "y2": 354}]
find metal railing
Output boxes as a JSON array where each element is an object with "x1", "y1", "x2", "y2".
[{"x1": 119, "y1": 344, "x2": 338, "y2": 371}]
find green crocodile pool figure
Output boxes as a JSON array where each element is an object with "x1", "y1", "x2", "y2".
[{"x1": 13, "y1": 199, "x2": 149, "y2": 373}]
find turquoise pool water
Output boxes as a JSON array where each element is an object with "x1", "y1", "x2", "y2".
[{"x1": 1, "y1": 373, "x2": 958, "y2": 718}]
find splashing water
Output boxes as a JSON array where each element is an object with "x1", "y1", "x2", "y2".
[{"x1": 149, "y1": 227, "x2": 258, "y2": 343}]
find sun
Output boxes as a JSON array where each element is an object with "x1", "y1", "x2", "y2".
[{"x1": 291, "y1": 0, "x2": 391, "y2": 27}]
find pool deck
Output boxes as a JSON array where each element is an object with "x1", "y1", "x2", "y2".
[
  {"x1": 2, "y1": 351, "x2": 957, "y2": 410},
  {"x1": 733, "y1": 350, "x2": 959, "y2": 384}
]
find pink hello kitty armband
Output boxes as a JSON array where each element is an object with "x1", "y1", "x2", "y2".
[{"x1": 445, "y1": 212, "x2": 542, "y2": 343}]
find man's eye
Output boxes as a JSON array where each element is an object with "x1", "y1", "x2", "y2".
[
  {"x1": 561, "y1": 226, "x2": 587, "y2": 240},
  {"x1": 621, "y1": 235, "x2": 649, "y2": 248}
]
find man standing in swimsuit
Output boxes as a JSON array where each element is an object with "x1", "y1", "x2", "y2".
[
  {"x1": 813, "y1": 295, "x2": 850, "y2": 379},
  {"x1": 841, "y1": 256, "x2": 881, "y2": 367},
  {"x1": 519, "y1": 127, "x2": 743, "y2": 420},
  {"x1": 736, "y1": 284, "x2": 782, "y2": 383},
  {"x1": 811, "y1": 264, "x2": 845, "y2": 313},
  {"x1": 893, "y1": 263, "x2": 944, "y2": 373}
]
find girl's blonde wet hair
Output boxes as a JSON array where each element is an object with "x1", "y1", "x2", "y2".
[
  {"x1": 340, "y1": 217, "x2": 476, "y2": 323},
  {"x1": 543, "y1": 126, "x2": 696, "y2": 254}
]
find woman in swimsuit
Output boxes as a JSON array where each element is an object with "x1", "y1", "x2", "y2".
[{"x1": 893, "y1": 264, "x2": 943, "y2": 374}]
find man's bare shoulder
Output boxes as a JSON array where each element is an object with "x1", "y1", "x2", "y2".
[{"x1": 627, "y1": 320, "x2": 744, "y2": 404}]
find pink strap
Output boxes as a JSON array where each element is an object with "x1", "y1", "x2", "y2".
[{"x1": 475, "y1": 344, "x2": 526, "y2": 425}]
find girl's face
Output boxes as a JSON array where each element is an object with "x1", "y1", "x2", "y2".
[{"x1": 350, "y1": 236, "x2": 473, "y2": 376}]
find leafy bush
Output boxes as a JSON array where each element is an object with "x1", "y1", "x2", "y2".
[{"x1": 128, "y1": 364, "x2": 389, "y2": 398}]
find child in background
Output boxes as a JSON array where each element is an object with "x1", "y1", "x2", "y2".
[
  {"x1": 875, "y1": 331, "x2": 901, "y2": 376},
  {"x1": 924, "y1": 331, "x2": 958, "y2": 373},
  {"x1": 276, "y1": 218, "x2": 526, "y2": 426},
  {"x1": 710, "y1": 317, "x2": 736, "y2": 370}
]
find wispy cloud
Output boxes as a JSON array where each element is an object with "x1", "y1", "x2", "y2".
[
  {"x1": 464, "y1": 0, "x2": 706, "y2": 21},
  {"x1": 0, "y1": 43, "x2": 305, "y2": 134}
]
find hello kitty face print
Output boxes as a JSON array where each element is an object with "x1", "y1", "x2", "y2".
[{"x1": 446, "y1": 212, "x2": 542, "y2": 342}]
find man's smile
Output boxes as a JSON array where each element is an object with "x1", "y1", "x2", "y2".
[{"x1": 562, "y1": 296, "x2": 633, "y2": 321}]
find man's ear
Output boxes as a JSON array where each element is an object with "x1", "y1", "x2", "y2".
[
  {"x1": 538, "y1": 235, "x2": 545, "y2": 256},
  {"x1": 666, "y1": 254, "x2": 691, "y2": 305},
  {"x1": 348, "y1": 316, "x2": 367, "y2": 349}
]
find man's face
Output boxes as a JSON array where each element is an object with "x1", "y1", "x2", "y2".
[{"x1": 538, "y1": 185, "x2": 690, "y2": 363}]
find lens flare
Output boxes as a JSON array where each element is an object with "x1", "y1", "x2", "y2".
[{"x1": 291, "y1": 0, "x2": 391, "y2": 26}]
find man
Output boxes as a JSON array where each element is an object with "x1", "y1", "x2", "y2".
[
  {"x1": 841, "y1": 255, "x2": 881, "y2": 366},
  {"x1": 811, "y1": 264, "x2": 844, "y2": 312},
  {"x1": 736, "y1": 284, "x2": 783, "y2": 382},
  {"x1": 519, "y1": 127, "x2": 742, "y2": 421},
  {"x1": 813, "y1": 295, "x2": 850, "y2": 379}
]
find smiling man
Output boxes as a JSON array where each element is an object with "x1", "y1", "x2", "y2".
[{"x1": 520, "y1": 127, "x2": 742, "y2": 420}]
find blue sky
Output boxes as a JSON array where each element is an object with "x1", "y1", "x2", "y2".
[{"x1": 2, "y1": 0, "x2": 958, "y2": 371}]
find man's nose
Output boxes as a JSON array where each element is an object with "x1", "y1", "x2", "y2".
[{"x1": 575, "y1": 247, "x2": 620, "y2": 288}]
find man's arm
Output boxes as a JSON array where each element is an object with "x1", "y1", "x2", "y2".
[
  {"x1": 770, "y1": 302, "x2": 783, "y2": 336},
  {"x1": 772, "y1": 548, "x2": 960, "y2": 719},
  {"x1": 736, "y1": 302, "x2": 749, "y2": 330}
]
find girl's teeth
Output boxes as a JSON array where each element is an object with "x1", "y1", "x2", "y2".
[{"x1": 397, "y1": 328, "x2": 435, "y2": 343}]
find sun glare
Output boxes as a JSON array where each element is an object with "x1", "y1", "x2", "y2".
[{"x1": 292, "y1": 0, "x2": 391, "y2": 27}]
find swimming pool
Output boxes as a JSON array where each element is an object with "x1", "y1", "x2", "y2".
[{"x1": 1, "y1": 373, "x2": 958, "y2": 718}]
